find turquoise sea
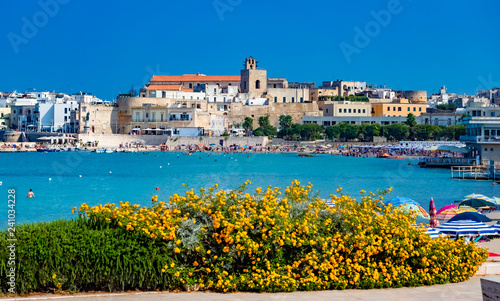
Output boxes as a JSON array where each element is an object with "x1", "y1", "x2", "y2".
[{"x1": 0, "y1": 152, "x2": 498, "y2": 228}]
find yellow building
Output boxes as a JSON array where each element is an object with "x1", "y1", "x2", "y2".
[
  {"x1": 371, "y1": 99, "x2": 427, "y2": 117},
  {"x1": 0, "y1": 107, "x2": 11, "y2": 129}
]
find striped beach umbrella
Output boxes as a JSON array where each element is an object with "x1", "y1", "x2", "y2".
[
  {"x1": 401, "y1": 203, "x2": 429, "y2": 218},
  {"x1": 436, "y1": 208, "x2": 461, "y2": 220},
  {"x1": 436, "y1": 204, "x2": 458, "y2": 215},
  {"x1": 491, "y1": 222, "x2": 500, "y2": 233},
  {"x1": 435, "y1": 220, "x2": 497, "y2": 237},
  {"x1": 457, "y1": 205, "x2": 477, "y2": 212},
  {"x1": 488, "y1": 197, "x2": 500, "y2": 205},
  {"x1": 429, "y1": 198, "x2": 439, "y2": 227},
  {"x1": 412, "y1": 224, "x2": 443, "y2": 239},
  {"x1": 462, "y1": 194, "x2": 489, "y2": 201}
]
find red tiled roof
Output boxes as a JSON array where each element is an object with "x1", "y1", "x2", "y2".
[
  {"x1": 146, "y1": 85, "x2": 183, "y2": 91},
  {"x1": 150, "y1": 75, "x2": 241, "y2": 82}
]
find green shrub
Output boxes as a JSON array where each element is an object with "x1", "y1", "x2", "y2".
[{"x1": 0, "y1": 217, "x2": 177, "y2": 295}]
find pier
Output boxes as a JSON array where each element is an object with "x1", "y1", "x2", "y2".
[{"x1": 451, "y1": 164, "x2": 500, "y2": 180}]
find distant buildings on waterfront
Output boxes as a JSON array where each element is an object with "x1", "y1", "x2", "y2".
[{"x1": 1, "y1": 57, "x2": 500, "y2": 142}]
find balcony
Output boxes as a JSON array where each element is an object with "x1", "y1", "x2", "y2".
[{"x1": 461, "y1": 135, "x2": 500, "y2": 144}]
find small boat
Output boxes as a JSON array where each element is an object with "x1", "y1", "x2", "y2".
[
  {"x1": 388, "y1": 156, "x2": 404, "y2": 159},
  {"x1": 95, "y1": 149, "x2": 104, "y2": 154},
  {"x1": 105, "y1": 149, "x2": 114, "y2": 153},
  {"x1": 298, "y1": 153, "x2": 314, "y2": 157},
  {"x1": 37, "y1": 148, "x2": 57, "y2": 153}
]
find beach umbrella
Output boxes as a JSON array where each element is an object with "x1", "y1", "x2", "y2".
[
  {"x1": 459, "y1": 198, "x2": 496, "y2": 208},
  {"x1": 401, "y1": 203, "x2": 429, "y2": 218},
  {"x1": 435, "y1": 220, "x2": 497, "y2": 237},
  {"x1": 462, "y1": 194, "x2": 489, "y2": 201},
  {"x1": 491, "y1": 222, "x2": 500, "y2": 234},
  {"x1": 447, "y1": 212, "x2": 492, "y2": 223},
  {"x1": 488, "y1": 197, "x2": 500, "y2": 205},
  {"x1": 412, "y1": 225, "x2": 443, "y2": 239},
  {"x1": 436, "y1": 208, "x2": 462, "y2": 220},
  {"x1": 387, "y1": 197, "x2": 420, "y2": 207},
  {"x1": 429, "y1": 198, "x2": 439, "y2": 227},
  {"x1": 436, "y1": 204, "x2": 458, "y2": 215}
]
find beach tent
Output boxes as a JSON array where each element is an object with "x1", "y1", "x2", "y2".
[{"x1": 435, "y1": 220, "x2": 496, "y2": 237}]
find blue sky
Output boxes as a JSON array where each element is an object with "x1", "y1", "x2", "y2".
[{"x1": 1, "y1": 0, "x2": 499, "y2": 101}]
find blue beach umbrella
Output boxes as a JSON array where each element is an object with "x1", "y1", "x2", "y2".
[
  {"x1": 386, "y1": 197, "x2": 420, "y2": 207},
  {"x1": 448, "y1": 212, "x2": 492, "y2": 223},
  {"x1": 435, "y1": 220, "x2": 497, "y2": 237}
]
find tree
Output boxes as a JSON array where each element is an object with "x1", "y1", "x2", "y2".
[
  {"x1": 253, "y1": 125, "x2": 277, "y2": 137},
  {"x1": 406, "y1": 113, "x2": 417, "y2": 127},
  {"x1": 300, "y1": 123, "x2": 324, "y2": 141},
  {"x1": 436, "y1": 103, "x2": 458, "y2": 111},
  {"x1": 279, "y1": 115, "x2": 293, "y2": 131},
  {"x1": 258, "y1": 115, "x2": 270, "y2": 127},
  {"x1": 242, "y1": 117, "x2": 253, "y2": 135},
  {"x1": 384, "y1": 124, "x2": 409, "y2": 141}
]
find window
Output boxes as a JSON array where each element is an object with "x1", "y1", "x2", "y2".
[
  {"x1": 152, "y1": 113, "x2": 156, "y2": 122},
  {"x1": 358, "y1": 109, "x2": 361, "y2": 113},
  {"x1": 363, "y1": 109, "x2": 366, "y2": 113},
  {"x1": 398, "y1": 107, "x2": 401, "y2": 112},
  {"x1": 388, "y1": 107, "x2": 390, "y2": 111},
  {"x1": 189, "y1": 83, "x2": 193, "y2": 89},
  {"x1": 161, "y1": 113, "x2": 164, "y2": 122},
  {"x1": 82, "y1": 107, "x2": 86, "y2": 112},
  {"x1": 135, "y1": 113, "x2": 140, "y2": 122},
  {"x1": 283, "y1": 97, "x2": 286, "y2": 103},
  {"x1": 348, "y1": 109, "x2": 351, "y2": 113},
  {"x1": 492, "y1": 148, "x2": 494, "y2": 151},
  {"x1": 64, "y1": 116, "x2": 67, "y2": 121},
  {"x1": 274, "y1": 97, "x2": 277, "y2": 103},
  {"x1": 485, "y1": 148, "x2": 488, "y2": 151},
  {"x1": 64, "y1": 108, "x2": 68, "y2": 114},
  {"x1": 393, "y1": 107, "x2": 396, "y2": 111},
  {"x1": 492, "y1": 112, "x2": 496, "y2": 117},
  {"x1": 145, "y1": 113, "x2": 149, "y2": 118},
  {"x1": 413, "y1": 107, "x2": 416, "y2": 111},
  {"x1": 162, "y1": 91, "x2": 166, "y2": 98},
  {"x1": 292, "y1": 97, "x2": 295, "y2": 103},
  {"x1": 407, "y1": 107, "x2": 410, "y2": 111},
  {"x1": 339, "y1": 109, "x2": 342, "y2": 113},
  {"x1": 300, "y1": 97, "x2": 304, "y2": 103},
  {"x1": 214, "y1": 88, "x2": 217, "y2": 93},
  {"x1": 326, "y1": 109, "x2": 329, "y2": 114},
  {"x1": 256, "y1": 80, "x2": 261, "y2": 89},
  {"x1": 344, "y1": 109, "x2": 347, "y2": 113},
  {"x1": 419, "y1": 107, "x2": 422, "y2": 112}
]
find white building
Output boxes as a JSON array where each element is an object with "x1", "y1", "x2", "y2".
[{"x1": 35, "y1": 101, "x2": 79, "y2": 132}]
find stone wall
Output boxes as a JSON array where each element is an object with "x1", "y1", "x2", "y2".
[{"x1": 76, "y1": 133, "x2": 269, "y2": 148}]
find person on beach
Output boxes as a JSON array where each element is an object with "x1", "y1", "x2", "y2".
[{"x1": 27, "y1": 189, "x2": 35, "y2": 198}]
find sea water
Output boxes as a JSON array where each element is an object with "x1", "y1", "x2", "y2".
[{"x1": 0, "y1": 151, "x2": 498, "y2": 227}]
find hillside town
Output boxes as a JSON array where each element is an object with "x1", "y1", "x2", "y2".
[{"x1": 1, "y1": 57, "x2": 500, "y2": 163}]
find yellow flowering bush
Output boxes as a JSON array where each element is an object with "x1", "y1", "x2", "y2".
[{"x1": 78, "y1": 181, "x2": 488, "y2": 292}]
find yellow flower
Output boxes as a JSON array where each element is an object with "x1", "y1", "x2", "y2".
[
  {"x1": 174, "y1": 247, "x2": 180, "y2": 253},
  {"x1": 52, "y1": 273, "x2": 56, "y2": 279}
]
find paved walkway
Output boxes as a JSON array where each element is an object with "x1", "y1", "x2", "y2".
[{"x1": 2, "y1": 276, "x2": 490, "y2": 301}]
